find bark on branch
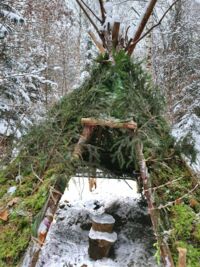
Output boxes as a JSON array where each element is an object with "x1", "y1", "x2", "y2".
[
  {"x1": 112, "y1": 22, "x2": 120, "y2": 48},
  {"x1": 129, "y1": 0, "x2": 180, "y2": 49},
  {"x1": 88, "y1": 31, "x2": 106, "y2": 54},
  {"x1": 126, "y1": 0, "x2": 158, "y2": 56},
  {"x1": 75, "y1": 0, "x2": 102, "y2": 40},
  {"x1": 81, "y1": 117, "x2": 137, "y2": 130},
  {"x1": 135, "y1": 142, "x2": 175, "y2": 267},
  {"x1": 73, "y1": 125, "x2": 95, "y2": 159},
  {"x1": 98, "y1": 0, "x2": 106, "y2": 24},
  {"x1": 80, "y1": 0, "x2": 102, "y2": 24}
]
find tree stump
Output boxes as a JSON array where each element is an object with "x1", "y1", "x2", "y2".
[{"x1": 88, "y1": 214, "x2": 117, "y2": 260}]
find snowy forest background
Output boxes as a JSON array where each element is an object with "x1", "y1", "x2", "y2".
[{"x1": 0, "y1": 0, "x2": 200, "y2": 172}]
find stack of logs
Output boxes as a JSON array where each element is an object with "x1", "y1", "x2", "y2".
[{"x1": 88, "y1": 213, "x2": 117, "y2": 260}]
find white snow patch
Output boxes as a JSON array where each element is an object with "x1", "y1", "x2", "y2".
[
  {"x1": 35, "y1": 177, "x2": 157, "y2": 267},
  {"x1": 104, "y1": 2, "x2": 113, "y2": 16},
  {"x1": 62, "y1": 176, "x2": 139, "y2": 203},
  {"x1": 7, "y1": 186, "x2": 17, "y2": 195},
  {"x1": 165, "y1": 256, "x2": 171, "y2": 267}
]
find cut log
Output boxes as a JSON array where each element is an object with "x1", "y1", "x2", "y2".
[
  {"x1": 91, "y1": 214, "x2": 115, "y2": 233},
  {"x1": 81, "y1": 117, "x2": 137, "y2": 130},
  {"x1": 88, "y1": 214, "x2": 117, "y2": 260}
]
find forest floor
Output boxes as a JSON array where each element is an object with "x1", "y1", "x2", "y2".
[{"x1": 35, "y1": 177, "x2": 159, "y2": 267}]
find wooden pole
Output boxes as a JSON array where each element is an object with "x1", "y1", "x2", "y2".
[
  {"x1": 88, "y1": 31, "x2": 106, "y2": 54},
  {"x1": 75, "y1": 0, "x2": 102, "y2": 41},
  {"x1": 73, "y1": 125, "x2": 95, "y2": 159},
  {"x1": 135, "y1": 142, "x2": 175, "y2": 267},
  {"x1": 98, "y1": 0, "x2": 106, "y2": 24},
  {"x1": 126, "y1": 0, "x2": 158, "y2": 56},
  {"x1": 177, "y1": 247, "x2": 187, "y2": 267},
  {"x1": 81, "y1": 117, "x2": 137, "y2": 130},
  {"x1": 112, "y1": 22, "x2": 120, "y2": 48}
]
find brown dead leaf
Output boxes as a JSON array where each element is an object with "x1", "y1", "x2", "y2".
[
  {"x1": 0, "y1": 209, "x2": 9, "y2": 221},
  {"x1": 7, "y1": 197, "x2": 20, "y2": 208}
]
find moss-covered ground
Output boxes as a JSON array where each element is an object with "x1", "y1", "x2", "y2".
[{"x1": 0, "y1": 51, "x2": 199, "y2": 266}]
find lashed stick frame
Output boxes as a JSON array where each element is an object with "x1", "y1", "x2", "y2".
[
  {"x1": 73, "y1": 117, "x2": 137, "y2": 159},
  {"x1": 73, "y1": 117, "x2": 175, "y2": 266}
]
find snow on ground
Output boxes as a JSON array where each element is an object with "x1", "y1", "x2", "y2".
[{"x1": 36, "y1": 177, "x2": 158, "y2": 267}]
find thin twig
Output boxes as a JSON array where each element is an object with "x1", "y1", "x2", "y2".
[
  {"x1": 75, "y1": 0, "x2": 102, "y2": 41},
  {"x1": 80, "y1": 0, "x2": 102, "y2": 23},
  {"x1": 31, "y1": 165, "x2": 44, "y2": 183},
  {"x1": 144, "y1": 176, "x2": 183, "y2": 193},
  {"x1": 150, "y1": 183, "x2": 199, "y2": 210},
  {"x1": 98, "y1": 0, "x2": 106, "y2": 24}
]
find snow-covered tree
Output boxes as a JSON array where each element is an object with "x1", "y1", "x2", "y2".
[{"x1": 152, "y1": 0, "x2": 200, "y2": 170}]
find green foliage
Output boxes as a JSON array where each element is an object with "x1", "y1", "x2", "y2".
[
  {"x1": 171, "y1": 204, "x2": 196, "y2": 240},
  {"x1": 175, "y1": 241, "x2": 200, "y2": 267},
  {"x1": 0, "y1": 220, "x2": 31, "y2": 266},
  {"x1": 153, "y1": 242, "x2": 161, "y2": 265},
  {"x1": 193, "y1": 222, "x2": 200, "y2": 243}
]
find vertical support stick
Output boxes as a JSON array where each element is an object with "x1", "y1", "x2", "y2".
[
  {"x1": 135, "y1": 142, "x2": 175, "y2": 267},
  {"x1": 177, "y1": 247, "x2": 187, "y2": 267},
  {"x1": 73, "y1": 125, "x2": 95, "y2": 159},
  {"x1": 112, "y1": 22, "x2": 120, "y2": 48}
]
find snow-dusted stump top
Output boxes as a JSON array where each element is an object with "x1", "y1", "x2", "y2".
[
  {"x1": 89, "y1": 228, "x2": 117, "y2": 243},
  {"x1": 92, "y1": 214, "x2": 115, "y2": 224}
]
